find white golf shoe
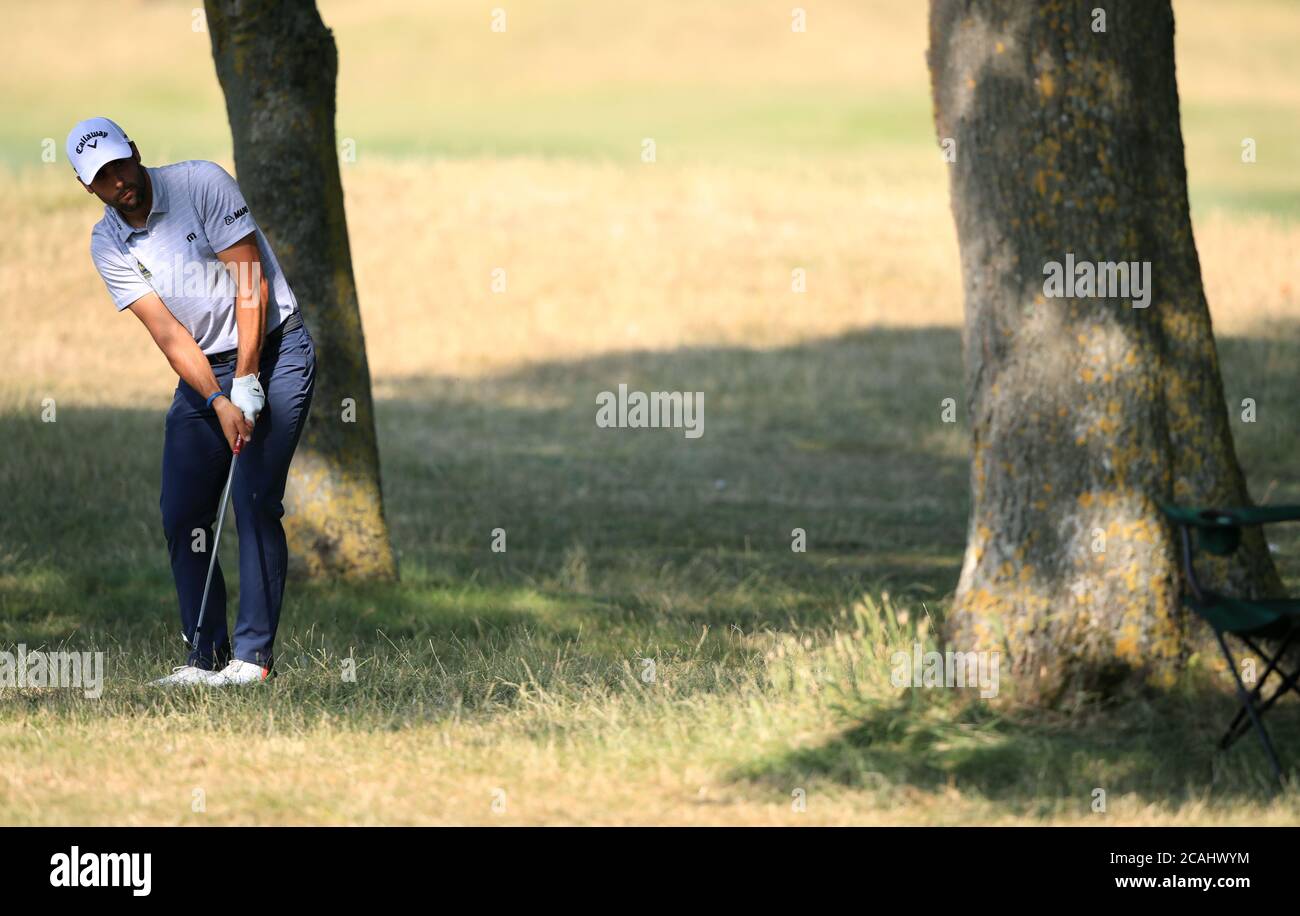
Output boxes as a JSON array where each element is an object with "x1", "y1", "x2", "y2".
[
  {"x1": 211, "y1": 659, "x2": 271, "y2": 686},
  {"x1": 150, "y1": 665, "x2": 219, "y2": 687}
]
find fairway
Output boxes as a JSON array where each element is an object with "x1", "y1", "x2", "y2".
[{"x1": 2, "y1": 0, "x2": 1300, "y2": 825}]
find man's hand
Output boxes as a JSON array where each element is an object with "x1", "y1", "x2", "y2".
[
  {"x1": 230, "y1": 374, "x2": 265, "y2": 425},
  {"x1": 215, "y1": 398, "x2": 254, "y2": 452}
]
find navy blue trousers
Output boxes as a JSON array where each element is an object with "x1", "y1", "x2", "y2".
[{"x1": 161, "y1": 316, "x2": 316, "y2": 670}]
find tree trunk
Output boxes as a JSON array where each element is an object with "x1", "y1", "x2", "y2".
[
  {"x1": 928, "y1": 0, "x2": 1277, "y2": 699},
  {"x1": 205, "y1": 0, "x2": 397, "y2": 580}
]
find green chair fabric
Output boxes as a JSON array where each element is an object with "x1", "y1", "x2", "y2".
[{"x1": 1159, "y1": 501, "x2": 1300, "y2": 787}]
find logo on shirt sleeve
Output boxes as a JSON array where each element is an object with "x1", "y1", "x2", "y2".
[
  {"x1": 223, "y1": 205, "x2": 249, "y2": 226},
  {"x1": 134, "y1": 258, "x2": 153, "y2": 281}
]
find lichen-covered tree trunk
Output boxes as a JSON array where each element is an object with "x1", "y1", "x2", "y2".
[
  {"x1": 205, "y1": 0, "x2": 397, "y2": 579},
  {"x1": 928, "y1": 0, "x2": 1276, "y2": 699}
]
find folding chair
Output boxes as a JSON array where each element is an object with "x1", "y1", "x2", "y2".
[{"x1": 1160, "y1": 503, "x2": 1300, "y2": 787}]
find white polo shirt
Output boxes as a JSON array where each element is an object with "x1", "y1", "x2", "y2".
[{"x1": 89, "y1": 160, "x2": 298, "y2": 355}]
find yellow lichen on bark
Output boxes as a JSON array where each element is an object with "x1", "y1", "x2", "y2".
[{"x1": 285, "y1": 448, "x2": 398, "y2": 580}]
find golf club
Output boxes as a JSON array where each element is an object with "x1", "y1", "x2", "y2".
[{"x1": 188, "y1": 433, "x2": 242, "y2": 653}]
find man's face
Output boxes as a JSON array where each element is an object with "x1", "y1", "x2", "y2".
[{"x1": 82, "y1": 146, "x2": 147, "y2": 213}]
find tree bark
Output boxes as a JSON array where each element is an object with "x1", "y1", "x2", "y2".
[
  {"x1": 928, "y1": 0, "x2": 1277, "y2": 699},
  {"x1": 205, "y1": 0, "x2": 397, "y2": 580}
]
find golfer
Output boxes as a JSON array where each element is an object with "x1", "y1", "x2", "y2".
[{"x1": 68, "y1": 116, "x2": 316, "y2": 686}]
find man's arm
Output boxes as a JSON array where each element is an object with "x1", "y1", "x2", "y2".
[
  {"x1": 217, "y1": 232, "x2": 268, "y2": 378},
  {"x1": 127, "y1": 291, "x2": 252, "y2": 450}
]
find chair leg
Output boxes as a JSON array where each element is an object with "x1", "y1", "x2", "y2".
[
  {"x1": 1222, "y1": 631, "x2": 1300, "y2": 749},
  {"x1": 1217, "y1": 630, "x2": 1286, "y2": 788},
  {"x1": 1239, "y1": 630, "x2": 1297, "y2": 698},
  {"x1": 1223, "y1": 662, "x2": 1300, "y2": 749}
]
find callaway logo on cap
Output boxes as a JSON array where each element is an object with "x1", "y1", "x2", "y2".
[{"x1": 65, "y1": 116, "x2": 134, "y2": 185}]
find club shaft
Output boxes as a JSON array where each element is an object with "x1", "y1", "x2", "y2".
[{"x1": 191, "y1": 452, "x2": 239, "y2": 650}]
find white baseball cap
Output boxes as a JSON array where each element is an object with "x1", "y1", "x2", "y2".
[{"x1": 65, "y1": 116, "x2": 134, "y2": 184}]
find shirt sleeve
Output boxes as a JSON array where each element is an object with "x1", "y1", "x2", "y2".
[
  {"x1": 90, "y1": 232, "x2": 153, "y2": 312},
  {"x1": 190, "y1": 160, "x2": 259, "y2": 253}
]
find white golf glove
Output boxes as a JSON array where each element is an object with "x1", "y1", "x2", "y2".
[{"x1": 230, "y1": 374, "x2": 265, "y2": 424}]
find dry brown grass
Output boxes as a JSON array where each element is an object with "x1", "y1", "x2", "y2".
[
  {"x1": 5, "y1": 157, "x2": 1298, "y2": 411},
  {"x1": 2, "y1": 0, "x2": 1299, "y2": 827}
]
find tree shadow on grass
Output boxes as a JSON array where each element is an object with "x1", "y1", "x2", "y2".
[
  {"x1": 735, "y1": 680, "x2": 1300, "y2": 810},
  {"x1": 375, "y1": 326, "x2": 974, "y2": 628},
  {"x1": 3, "y1": 325, "x2": 1300, "y2": 734},
  {"x1": 0, "y1": 328, "x2": 971, "y2": 689}
]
